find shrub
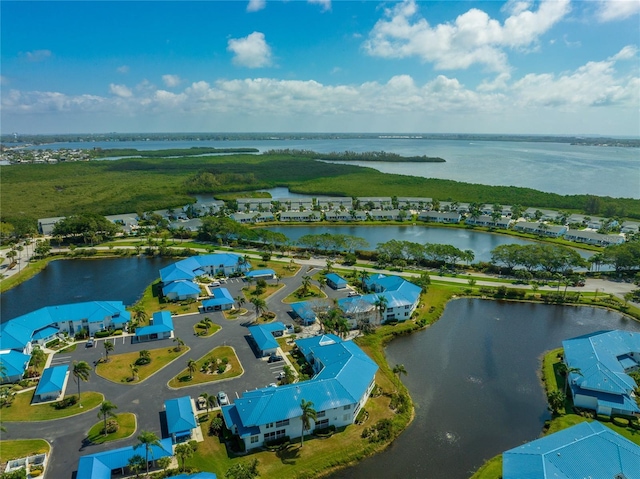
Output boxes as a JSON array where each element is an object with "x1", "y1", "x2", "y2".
[
  {"x1": 216, "y1": 364, "x2": 226, "y2": 374},
  {"x1": 264, "y1": 436, "x2": 290, "y2": 450},
  {"x1": 135, "y1": 357, "x2": 151, "y2": 366},
  {"x1": 112, "y1": 329, "x2": 123, "y2": 336},
  {"x1": 94, "y1": 330, "x2": 111, "y2": 338},
  {"x1": 103, "y1": 419, "x2": 119, "y2": 434},
  {"x1": 612, "y1": 416, "x2": 630, "y2": 427},
  {"x1": 45, "y1": 338, "x2": 60, "y2": 348},
  {"x1": 53, "y1": 396, "x2": 78, "y2": 409}
]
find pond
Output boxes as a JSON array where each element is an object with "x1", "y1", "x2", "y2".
[
  {"x1": 0, "y1": 256, "x2": 173, "y2": 323},
  {"x1": 330, "y1": 299, "x2": 640, "y2": 479}
]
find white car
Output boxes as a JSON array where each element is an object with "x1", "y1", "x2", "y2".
[{"x1": 217, "y1": 391, "x2": 229, "y2": 406}]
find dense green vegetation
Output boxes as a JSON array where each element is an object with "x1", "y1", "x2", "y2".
[
  {"x1": 1, "y1": 153, "x2": 638, "y2": 222},
  {"x1": 92, "y1": 146, "x2": 258, "y2": 158},
  {"x1": 264, "y1": 149, "x2": 446, "y2": 162}
]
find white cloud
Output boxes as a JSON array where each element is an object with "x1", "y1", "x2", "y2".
[
  {"x1": 227, "y1": 32, "x2": 273, "y2": 68},
  {"x1": 162, "y1": 74, "x2": 182, "y2": 88},
  {"x1": 363, "y1": 0, "x2": 570, "y2": 72},
  {"x1": 610, "y1": 44, "x2": 638, "y2": 61},
  {"x1": 117, "y1": 65, "x2": 130, "y2": 74},
  {"x1": 308, "y1": 0, "x2": 331, "y2": 12},
  {"x1": 596, "y1": 0, "x2": 640, "y2": 22},
  {"x1": 247, "y1": 0, "x2": 265, "y2": 12},
  {"x1": 109, "y1": 83, "x2": 133, "y2": 98},
  {"x1": 22, "y1": 50, "x2": 52, "y2": 62}
]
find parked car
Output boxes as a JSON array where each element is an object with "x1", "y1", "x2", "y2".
[
  {"x1": 268, "y1": 383, "x2": 277, "y2": 388},
  {"x1": 348, "y1": 291, "x2": 360, "y2": 297},
  {"x1": 210, "y1": 281, "x2": 221, "y2": 287},
  {"x1": 217, "y1": 391, "x2": 229, "y2": 406},
  {"x1": 268, "y1": 354, "x2": 283, "y2": 363},
  {"x1": 86, "y1": 338, "x2": 95, "y2": 348}
]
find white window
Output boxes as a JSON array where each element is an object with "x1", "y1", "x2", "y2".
[
  {"x1": 343, "y1": 414, "x2": 350, "y2": 422},
  {"x1": 315, "y1": 419, "x2": 329, "y2": 429},
  {"x1": 316, "y1": 410, "x2": 326, "y2": 418},
  {"x1": 275, "y1": 419, "x2": 289, "y2": 427},
  {"x1": 343, "y1": 405, "x2": 351, "y2": 411},
  {"x1": 250, "y1": 435, "x2": 259, "y2": 443}
]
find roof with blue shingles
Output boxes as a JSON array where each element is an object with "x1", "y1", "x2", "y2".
[
  {"x1": 502, "y1": 421, "x2": 640, "y2": 479},
  {"x1": 165, "y1": 396, "x2": 197, "y2": 434},
  {"x1": 248, "y1": 322, "x2": 284, "y2": 352},
  {"x1": 135, "y1": 311, "x2": 174, "y2": 337},
  {"x1": 202, "y1": 288, "x2": 235, "y2": 307},
  {"x1": 223, "y1": 335, "x2": 378, "y2": 436},
  {"x1": 326, "y1": 273, "x2": 347, "y2": 285},
  {"x1": 35, "y1": 364, "x2": 68, "y2": 395},
  {"x1": 76, "y1": 437, "x2": 173, "y2": 479}
]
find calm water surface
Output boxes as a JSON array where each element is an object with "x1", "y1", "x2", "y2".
[
  {"x1": 331, "y1": 299, "x2": 640, "y2": 479},
  {"x1": 0, "y1": 256, "x2": 172, "y2": 322},
  {"x1": 25, "y1": 139, "x2": 639, "y2": 198}
]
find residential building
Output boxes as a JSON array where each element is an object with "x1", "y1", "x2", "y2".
[
  {"x1": 325, "y1": 210, "x2": 367, "y2": 221},
  {"x1": 276, "y1": 198, "x2": 313, "y2": 211},
  {"x1": 356, "y1": 197, "x2": 393, "y2": 210},
  {"x1": 37, "y1": 216, "x2": 65, "y2": 235},
  {"x1": 396, "y1": 197, "x2": 431, "y2": 209},
  {"x1": 32, "y1": 364, "x2": 69, "y2": 403},
  {"x1": 369, "y1": 209, "x2": 400, "y2": 221},
  {"x1": 316, "y1": 197, "x2": 353, "y2": 210},
  {"x1": 524, "y1": 208, "x2": 560, "y2": 221},
  {"x1": 418, "y1": 211, "x2": 461, "y2": 224},
  {"x1": 201, "y1": 288, "x2": 235, "y2": 312},
  {"x1": 248, "y1": 322, "x2": 286, "y2": 357},
  {"x1": 465, "y1": 215, "x2": 513, "y2": 228},
  {"x1": 563, "y1": 229, "x2": 625, "y2": 246},
  {"x1": 279, "y1": 211, "x2": 321, "y2": 222},
  {"x1": 502, "y1": 421, "x2": 640, "y2": 479},
  {"x1": 563, "y1": 330, "x2": 640, "y2": 417},
  {"x1": 134, "y1": 311, "x2": 174, "y2": 343},
  {"x1": 221, "y1": 335, "x2": 378, "y2": 450},
  {"x1": 235, "y1": 198, "x2": 273, "y2": 212},
  {"x1": 162, "y1": 280, "x2": 201, "y2": 301},
  {"x1": 185, "y1": 199, "x2": 225, "y2": 217},
  {"x1": 513, "y1": 221, "x2": 567, "y2": 237},
  {"x1": 621, "y1": 221, "x2": 640, "y2": 234},
  {"x1": 230, "y1": 212, "x2": 275, "y2": 224},
  {"x1": 165, "y1": 396, "x2": 198, "y2": 443},
  {"x1": 325, "y1": 273, "x2": 348, "y2": 290},
  {"x1": 245, "y1": 269, "x2": 277, "y2": 280}
]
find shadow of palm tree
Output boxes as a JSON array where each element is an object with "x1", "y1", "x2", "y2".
[{"x1": 275, "y1": 443, "x2": 301, "y2": 465}]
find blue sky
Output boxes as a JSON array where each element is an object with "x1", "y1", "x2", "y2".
[{"x1": 1, "y1": 0, "x2": 639, "y2": 135}]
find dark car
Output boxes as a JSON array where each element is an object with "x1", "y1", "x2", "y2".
[{"x1": 268, "y1": 354, "x2": 283, "y2": 363}]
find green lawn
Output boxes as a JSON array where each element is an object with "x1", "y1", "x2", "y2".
[
  {"x1": 168, "y1": 346, "x2": 243, "y2": 388},
  {"x1": 282, "y1": 285, "x2": 324, "y2": 304},
  {"x1": 86, "y1": 413, "x2": 137, "y2": 445},
  {"x1": 0, "y1": 391, "x2": 103, "y2": 422},
  {"x1": 223, "y1": 308, "x2": 248, "y2": 320},
  {"x1": 95, "y1": 346, "x2": 188, "y2": 384},
  {"x1": 193, "y1": 322, "x2": 222, "y2": 337},
  {"x1": 0, "y1": 439, "x2": 50, "y2": 463},
  {"x1": 134, "y1": 279, "x2": 201, "y2": 316}
]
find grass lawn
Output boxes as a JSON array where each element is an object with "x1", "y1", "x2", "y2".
[
  {"x1": 133, "y1": 279, "x2": 200, "y2": 316},
  {"x1": 168, "y1": 346, "x2": 243, "y2": 388},
  {"x1": 282, "y1": 285, "x2": 324, "y2": 304},
  {"x1": 193, "y1": 321, "x2": 222, "y2": 337},
  {"x1": 95, "y1": 346, "x2": 189, "y2": 384},
  {"x1": 0, "y1": 391, "x2": 103, "y2": 421},
  {"x1": 0, "y1": 439, "x2": 50, "y2": 463},
  {"x1": 469, "y1": 455, "x2": 503, "y2": 479},
  {"x1": 86, "y1": 413, "x2": 137, "y2": 445},
  {"x1": 242, "y1": 283, "x2": 285, "y2": 302},
  {"x1": 223, "y1": 308, "x2": 248, "y2": 320}
]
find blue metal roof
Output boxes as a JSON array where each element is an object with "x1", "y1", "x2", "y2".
[
  {"x1": 291, "y1": 300, "x2": 333, "y2": 324},
  {"x1": 326, "y1": 273, "x2": 348, "y2": 285},
  {"x1": 162, "y1": 280, "x2": 201, "y2": 296},
  {"x1": 171, "y1": 473, "x2": 218, "y2": 479},
  {"x1": 135, "y1": 311, "x2": 174, "y2": 337},
  {"x1": 31, "y1": 326, "x2": 60, "y2": 341},
  {"x1": 165, "y1": 396, "x2": 197, "y2": 434},
  {"x1": 0, "y1": 351, "x2": 30, "y2": 378},
  {"x1": 503, "y1": 421, "x2": 640, "y2": 479},
  {"x1": 248, "y1": 323, "x2": 284, "y2": 352},
  {"x1": 563, "y1": 330, "x2": 640, "y2": 414},
  {"x1": 202, "y1": 287, "x2": 235, "y2": 307},
  {"x1": 246, "y1": 269, "x2": 276, "y2": 278},
  {"x1": 76, "y1": 437, "x2": 173, "y2": 479},
  {"x1": 160, "y1": 254, "x2": 251, "y2": 284},
  {"x1": 227, "y1": 336, "x2": 378, "y2": 430},
  {"x1": 35, "y1": 364, "x2": 68, "y2": 395}
]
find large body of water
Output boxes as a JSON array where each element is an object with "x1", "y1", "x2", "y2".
[
  {"x1": 265, "y1": 224, "x2": 595, "y2": 264},
  {"x1": 0, "y1": 256, "x2": 172, "y2": 322},
  {"x1": 23, "y1": 139, "x2": 639, "y2": 198},
  {"x1": 332, "y1": 299, "x2": 640, "y2": 479}
]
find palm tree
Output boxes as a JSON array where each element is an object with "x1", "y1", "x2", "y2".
[
  {"x1": 251, "y1": 297, "x2": 266, "y2": 318},
  {"x1": 299, "y1": 399, "x2": 317, "y2": 447},
  {"x1": 392, "y1": 364, "x2": 408, "y2": 391},
  {"x1": 129, "y1": 363, "x2": 139, "y2": 381},
  {"x1": 301, "y1": 275, "x2": 312, "y2": 296},
  {"x1": 187, "y1": 359, "x2": 197, "y2": 380},
  {"x1": 72, "y1": 360, "x2": 92, "y2": 406},
  {"x1": 547, "y1": 390, "x2": 566, "y2": 415},
  {"x1": 374, "y1": 295, "x2": 388, "y2": 324},
  {"x1": 317, "y1": 277, "x2": 327, "y2": 296},
  {"x1": 202, "y1": 317, "x2": 213, "y2": 334},
  {"x1": 139, "y1": 349, "x2": 151, "y2": 364},
  {"x1": 30, "y1": 347, "x2": 46, "y2": 370},
  {"x1": 98, "y1": 400, "x2": 118, "y2": 436},
  {"x1": 235, "y1": 295, "x2": 246, "y2": 308},
  {"x1": 173, "y1": 337, "x2": 185, "y2": 352},
  {"x1": 135, "y1": 430, "x2": 161, "y2": 476},
  {"x1": 103, "y1": 340, "x2": 114, "y2": 362},
  {"x1": 132, "y1": 305, "x2": 148, "y2": 325},
  {"x1": 174, "y1": 442, "x2": 194, "y2": 472},
  {"x1": 359, "y1": 270, "x2": 370, "y2": 291},
  {"x1": 128, "y1": 454, "x2": 146, "y2": 477},
  {"x1": 557, "y1": 363, "x2": 582, "y2": 396}
]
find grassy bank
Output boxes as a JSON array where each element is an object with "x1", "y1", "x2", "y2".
[{"x1": 0, "y1": 439, "x2": 50, "y2": 463}]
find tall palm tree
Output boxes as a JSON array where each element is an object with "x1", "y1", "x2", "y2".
[
  {"x1": 135, "y1": 430, "x2": 161, "y2": 476},
  {"x1": 72, "y1": 361, "x2": 92, "y2": 406},
  {"x1": 557, "y1": 363, "x2": 582, "y2": 396},
  {"x1": 202, "y1": 317, "x2": 213, "y2": 334},
  {"x1": 301, "y1": 275, "x2": 312, "y2": 296},
  {"x1": 129, "y1": 363, "x2": 139, "y2": 381},
  {"x1": 173, "y1": 337, "x2": 185, "y2": 351},
  {"x1": 392, "y1": 364, "x2": 408, "y2": 391},
  {"x1": 317, "y1": 277, "x2": 327, "y2": 296},
  {"x1": 187, "y1": 359, "x2": 197, "y2": 380},
  {"x1": 132, "y1": 306, "x2": 148, "y2": 325},
  {"x1": 98, "y1": 400, "x2": 118, "y2": 436},
  {"x1": 251, "y1": 297, "x2": 266, "y2": 317},
  {"x1": 299, "y1": 399, "x2": 317, "y2": 447},
  {"x1": 359, "y1": 270, "x2": 370, "y2": 291},
  {"x1": 374, "y1": 295, "x2": 388, "y2": 324},
  {"x1": 103, "y1": 340, "x2": 114, "y2": 362},
  {"x1": 30, "y1": 347, "x2": 46, "y2": 370},
  {"x1": 235, "y1": 295, "x2": 246, "y2": 308},
  {"x1": 174, "y1": 442, "x2": 194, "y2": 472}
]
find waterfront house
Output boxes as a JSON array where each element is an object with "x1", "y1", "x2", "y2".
[
  {"x1": 248, "y1": 322, "x2": 286, "y2": 357},
  {"x1": 185, "y1": 199, "x2": 225, "y2": 217},
  {"x1": 235, "y1": 198, "x2": 273, "y2": 212},
  {"x1": 134, "y1": 311, "x2": 174, "y2": 343},
  {"x1": 165, "y1": 396, "x2": 198, "y2": 443},
  {"x1": 221, "y1": 334, "x2": 378, "y2": 450},
  {"x1": 162, "y1": 280, "x2": 201, "y2": 301},
  {"x1": 563, "y1": 330, "x2": 640, "y2": 417},
  {"x1": 563, "y1": 229, "x2": 625, "y2": 246},
  {"x1": 275, "y1": 198, "x2": 313, "y2": 211},
  {"x1": 33, "y1": 364, "x2": 69, "y2": 403},
  {"x1": 201, "y1": 288, "x2": 235, "y2": 312},
  {"x1": 357, "y1": 197, "x2": 393, "y2": 210},
  {"x1": 290, "y1": 301, "x2": 327, "y2": 326},
  {"x1": 105, "y1": 213, "x2": 140, "y2": 234},
  {"x1": 621, "y1": 221, "x2": 640, "y2": 234},
  {"x1": 502, "y1": 421, "x2": 640, "y2": 479},
  {"x1": 316, "y1": 197, "x2": 353, "y2": 210},
  {"x1": 76, "y1": 437, "x2": 173, "y2": 479},
  {"x1": 325, "y1": 210, "x2": 367, "y2": 221},
  {"x1": 369, "y1": 209, "x2": 400, "y2": 221},
  {"x1": 465, "y1": 215, "x2": 512, "y2": 228},
  {"x1": 513, "y1": 221, "x2": 567, "y2": 237},
  {"x1": 279, "y1": 211, "x2": 321, "y2": 222},
  {"x1": 325, "y1": 273, "x2": 348, "y2": 290},
  {"x1": 524, "y1": 208, "x2": 560, "y2": 221},
  {"x1": 418, "y1": 211, "x2": 461, "y2": 224},
  {"x1": 396, "y1": 197, "x2": 431, "y2": 209},
  {"x1": 230, "y1": 212, "x2": 275, "y2": 224}
]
